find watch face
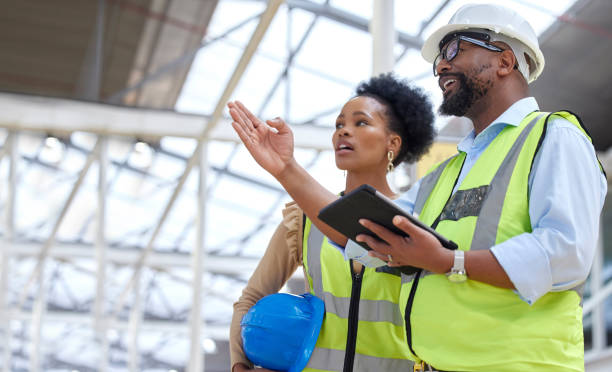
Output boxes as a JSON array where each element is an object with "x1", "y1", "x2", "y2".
[{"x1": 448, "y1": 272, "x2": 467, "y2": 283}]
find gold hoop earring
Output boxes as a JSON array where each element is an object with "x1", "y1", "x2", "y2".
[{"x1": 387, "y1": 151, "x2": 394, "y2": 173}]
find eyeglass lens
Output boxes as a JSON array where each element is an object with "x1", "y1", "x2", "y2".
[{"x1": 434, "y1": 38, "x2": 459, "y2": 76}]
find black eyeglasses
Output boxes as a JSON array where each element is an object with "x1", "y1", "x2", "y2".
[{"x1": 433, "y1": 35, "x2": 504, "y2": 76}]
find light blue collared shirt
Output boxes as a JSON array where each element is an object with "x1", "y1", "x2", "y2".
[{"x1": 396, "y1": 97, "x2": 607, "y2": 304}]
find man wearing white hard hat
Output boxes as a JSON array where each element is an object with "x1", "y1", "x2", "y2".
[
  {"x1": 358, "y1": 3, "x2": 607, "y2": 371},
  {"x1": 227, "y1": 3, "x2": 607, "y2": 371}
]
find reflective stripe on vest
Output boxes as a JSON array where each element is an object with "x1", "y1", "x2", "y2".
[
  {"x1": 303, "y1": 219, "x2": 413, "y2": 372},
  {"x1": 413, "y1": 155, "x2": 458, "y2": 217},
  {"x1": 400, "y1": 111, "x2": 596, "y2": 371},
  {"x1": 307, "y1": 347, "x2": 415, "y2": 372}
]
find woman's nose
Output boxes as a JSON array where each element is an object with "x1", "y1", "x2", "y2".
[{"x1": 339, "y1": 126, "x2": 351, "y2": 136}]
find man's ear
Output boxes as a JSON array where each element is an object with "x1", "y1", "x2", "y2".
[{"x1": 497, "y1": 49, "x2": 517, "y2": 78}]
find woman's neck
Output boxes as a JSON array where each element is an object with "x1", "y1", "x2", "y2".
[{"x1": 344, "y1": 170, "x2": 395, "y2": 198}]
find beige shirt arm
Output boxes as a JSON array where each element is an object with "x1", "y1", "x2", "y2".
[{"x1": 230, "y1": 202, "x2": 304, "y2": 370}]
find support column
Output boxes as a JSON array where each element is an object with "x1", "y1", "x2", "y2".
[
  {"x1": 188, "y1": 141, "x2": 208, "y2": 371},
  {"x1": 128, "y1": 277, "x2": 142, "y2": 372},
  {"x1": 30, "y1": 264, "x2": 47, "y2": 372},
  {"x1": 94, "y1": 135, "x2": 109, "y2": 372},
  {"x1": 370, "y1": 0, "x2": 395, "y2": 76},
  {"x1": 1, "y1": 131, "x2": 17, "y2": 372}
]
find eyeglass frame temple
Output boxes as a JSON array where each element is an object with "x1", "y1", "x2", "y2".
[{"x1": 433, "y1": 35, "x2": 505, "y2": 76}]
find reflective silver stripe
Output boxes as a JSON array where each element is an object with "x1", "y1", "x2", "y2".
[
  {"x1": 307, "y1": 347, "x2": 414, "y2": 372},
  {"x1": 414, "y1": 155, "x2": 457, "y2": 216},
  {"x1": 470, "y1": 114, "x2": 544, "y2": 251},
  {"x1": 321, "y1": 292, "x2": 404, "y2": 326},
  {"x1": 401, "y1": 270, "x2": 437, "y2": 284},
  {"x1": 307, "y1": 221, "x2": 325, "y2": 297},
  {"x1": 306, "y1": 347, "x2": 344, "y2": 371},
  {"x1": 401, "y1": 272, "x2": 416, "y2": 284},
  {"x1": 420, "y1": 270, "x2": 435, "y2": 279}
]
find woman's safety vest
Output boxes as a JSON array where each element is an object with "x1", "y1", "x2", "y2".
[
  {"x1": 302, "y1": 218, "x2": 413, "y2": 372},
  {"x1": 399, "y1": 111, "x2": 601, "y2": 372}
]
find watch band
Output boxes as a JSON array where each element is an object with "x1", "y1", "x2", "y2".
[
  {"x1": 452, "y1": 250, "x2": 465, "y2": 272},
  {"x1": 447, "y1": 250, "x2": 467, "y2": 283}
]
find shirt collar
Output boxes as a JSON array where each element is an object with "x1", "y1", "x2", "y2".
[
  {"x1": 491, "y1": 97, "x2": 539, "y2": 128},
  {"x1": 457, "y1": 97, "x2": 539, "y2": 152}
]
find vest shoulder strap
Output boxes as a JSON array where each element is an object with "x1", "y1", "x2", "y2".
[{"x1": 543, "y1": 110, "x2": 607, "y2": 179}]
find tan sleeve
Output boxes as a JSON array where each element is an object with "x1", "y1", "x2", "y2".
[{"x1": 230, "y1": 202, "x2": 304, "y2": 370}]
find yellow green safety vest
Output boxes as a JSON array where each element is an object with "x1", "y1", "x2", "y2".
[
  {"x1": 400, "y1": 111, "x2": 602, "y2": 371},
  {"x1": 302, "y1": 218, "x2": 413, "y2": 372}
]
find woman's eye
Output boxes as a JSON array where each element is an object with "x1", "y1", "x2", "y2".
[
  {"x1": 357, "y1": 120, "x2": 368, "y2": 126},
  {"x1": 335, "y1": 122, "x2": 344, "y2": 129}
]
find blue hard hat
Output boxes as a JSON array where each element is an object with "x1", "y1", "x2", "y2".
[{"x1": 241, "y1": 293, "x2": 325, "y2": 372}]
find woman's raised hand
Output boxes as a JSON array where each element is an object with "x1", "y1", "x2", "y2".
[{"x1": 228, "y1": 101, "x2": 295, "y2": 178}]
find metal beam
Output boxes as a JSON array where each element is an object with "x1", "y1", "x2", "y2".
[
  {"x1": 76, "y1": 0, "x2": 105, "y2": 100},
  {"x1": 106, "y1": 11, "x2": 262, "y2": 104},
  {"x1": 7, "y1": 309, "x2": 230, "y2": 340},
  {"x1": 94, "y1": 135, "x2": 109, "y2": 372},
  {"x1": 371, "y1": 0, "x2": 395, "y2": 75},
  {"x1": 3, "y1": 240, "x2": 261, "y2": 275},
  {"x1": 17, "y1": 140, "x2": 102, "y2": 309},
  {"x1": 188, "y1": 142, "x2": 207, "y2": 372},
  {"x1": 110, "y1": 0, "x2": 285, "y2": 319},
  {"x1": 0, "y1": 130, "x2": 17, "y2": 372},
  {"x1": 416, "y1": 0, "x2": 451, "y2": 38},
  {"x1": 282, "y1": 0, "x2": 422, "y2": 49},
  {"x1": 0, "y1": 92, "x2": 334, "y2": 150}
]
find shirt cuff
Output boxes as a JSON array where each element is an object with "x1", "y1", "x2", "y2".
[
  {"x1": 490, "y1": 233, "x2": 552, "y2": 305},
  {"x1": 327, "y1": 238, "x2": 349, "y2": 258}
]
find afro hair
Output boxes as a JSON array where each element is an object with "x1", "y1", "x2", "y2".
[{"x1": 355, "y1": 73, "x2": 435, "y2": 166}]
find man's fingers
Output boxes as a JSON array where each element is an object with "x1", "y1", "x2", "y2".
[
  {"x1": 392, "y1": 215, "x2": 429, "y2": 241},
  {"x1": 359, "y1": 219, "x2": 403, "y2": 246},
  {"x1": 367, "y1": 250, "x2": 390, "y2": 262},
  {"x1": 355, "y1": 233, "x2": 390, "y2": 254}
]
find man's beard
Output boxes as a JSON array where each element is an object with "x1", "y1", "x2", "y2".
[{"x1": 438, "y1": 71, "x2": 491, "y2": 117}]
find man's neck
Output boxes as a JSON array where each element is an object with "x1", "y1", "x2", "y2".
[
  {"x1": 467, "y1": 86, "x2": 529, "y2": 135},
  {"x1": 465, "y1": 79, "x2": 529, "y2": 135}
]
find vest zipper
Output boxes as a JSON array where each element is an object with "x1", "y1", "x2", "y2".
[{"x1": 343, "y1": 260, "x2": 365, "y2": 372}]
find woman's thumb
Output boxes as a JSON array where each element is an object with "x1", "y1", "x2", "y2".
[{"x1": 266, "y1": 117, "x2": 287, "y2": 131}]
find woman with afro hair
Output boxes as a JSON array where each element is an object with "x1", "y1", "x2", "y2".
[{"x1": 228, "y1": 73, "x2": 435, "y2": 372}]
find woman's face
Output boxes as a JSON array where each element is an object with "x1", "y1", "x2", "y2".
[{"x1": 332, "y1": 96, "x2": 400, "y2": 173}]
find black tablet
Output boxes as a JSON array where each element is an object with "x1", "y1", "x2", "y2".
[{"x1": 318, "y1": 184, "x2": 458, "y2": 273}]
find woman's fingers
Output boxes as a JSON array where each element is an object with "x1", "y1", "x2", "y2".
[
  {"x1": 231, "y1": 120, "x2": 254, "y2": 146},
  {"x1": 236, "y1": 100, "x2": 262, "y2": 128},
  {"x1": 266, "y1": 116, "x2": 292, "y2": 135}
]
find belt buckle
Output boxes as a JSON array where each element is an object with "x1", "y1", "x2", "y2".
[{"x1": 413, "y1": 361, "x2": 425, "y2": 371}]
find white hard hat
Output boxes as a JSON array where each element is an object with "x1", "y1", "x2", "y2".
[{"x1": 421, "y1": 3, "x2": 545, "y2": 83}]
